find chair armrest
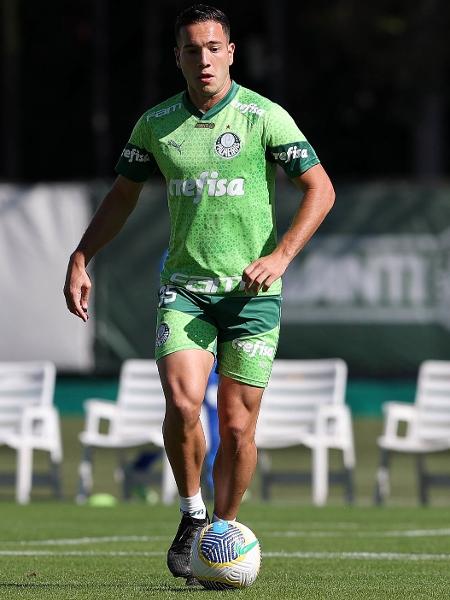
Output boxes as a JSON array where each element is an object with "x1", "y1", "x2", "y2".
[
  {"x1": 315, "y1": 404, "x2": 351, "y2": 436},
  {"x1": 313, "y1": 404, "x2": 355, "y2": 466},
  {"x1": 20, "y1": 405, "x2": 58, "y2": 437},
  {"x1": 13, "y1": 405, "x2": 62, "y2": 459},
  {"x1": 381, "y1": 402, "x2": 417, "y2": 440},
  {"x1": 83, "y1": 399, "x2": 118, "y2": 435}
]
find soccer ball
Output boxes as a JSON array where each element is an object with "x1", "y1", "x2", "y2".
[{"x1": 191, "y1": 520, "x2": 261, "y2": 590}]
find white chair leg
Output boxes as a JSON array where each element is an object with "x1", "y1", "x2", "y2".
[
  {"x1": 161, "y1": 451, "x2": 177, "y2": 505},
  {"x1": 16, "y1": 446, "x2": 33, "y2": 505},
  {"x1": 341, "y1": 408, "x2": 356, "y2": 468},
  {"x1": 312, "y1": 445, "x2": 328, "y2": 506},
  {"x1": 76, "y1": 446, "x2": 94, "y2": 503},
  {"x1": 343, "y1": 444, "x2": 356, "y2": 469},
  {"x1": 374, "y1": 449, "x2": 391, "y2": 505},
  {"x1": 50, "y1": 408, "x2": 63, "y2": 463}
]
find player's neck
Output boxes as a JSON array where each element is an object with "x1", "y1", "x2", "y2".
[{"x1": 187, "y1": 78, "x2": 233, "y2": 114}]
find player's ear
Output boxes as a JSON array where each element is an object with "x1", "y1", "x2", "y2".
[
  {"x1": 174, "y1": 47, "x2": 181, "y2": 69},
  {"x1": 228, "y1": 42, "x2": 235, "y2": 66}
]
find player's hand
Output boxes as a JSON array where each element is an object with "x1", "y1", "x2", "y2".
[
  {"x1": 63, "y1": 253, "x2": 91, "y2": 322},
  {"x1": 242, "y1": 252, "x2": 290, "y2": 294}
]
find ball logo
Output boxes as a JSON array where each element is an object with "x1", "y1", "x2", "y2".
[
  {"x1": 156, "y1": 323, "x2": 170, "y2": 347},
  {"x1": 215, "y1": 132, "x2": 241, "y2": 159}
]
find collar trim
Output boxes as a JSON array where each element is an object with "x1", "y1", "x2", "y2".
[{"x1": 182, "y1": 81, "x2": 239, "y2": 120}]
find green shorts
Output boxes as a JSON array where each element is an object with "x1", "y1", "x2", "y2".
[{"x1": 155, "y1": 285, "x2": 282, "y2": 388}]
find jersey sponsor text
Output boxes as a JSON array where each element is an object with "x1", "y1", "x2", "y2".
[
  {"x1": 121, "y1": 147, "x2": 151, "y2": 163},
  {"x1": 168, "y1": 171, "x2": 245, "y2": 203},
  {"x1": 146, "y1": 102, "x2": 182, "y2": 119},
  {"x1": 271, "y1": 145, "x2": 308, "y2": 163},
  {"x1": 231, "y1": 99, "x2": 265, "y2": 117}
]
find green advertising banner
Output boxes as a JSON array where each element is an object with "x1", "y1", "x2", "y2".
[
  {"x1": 93, "y1": 181, "x2": 450, "y2": 377},
  {"x1": 277, "y1": 182, "x2": 450, "y2": 375}
]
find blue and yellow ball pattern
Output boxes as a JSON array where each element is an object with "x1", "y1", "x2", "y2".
[{"x1": 191, "y1": 520, "x2": 261, "y2": 590}]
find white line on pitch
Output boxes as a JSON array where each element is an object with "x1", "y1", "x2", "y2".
[
  {"x1": 266, "y1": 532, "x2": 343, "y2": 538},
  {"x1": 265, "y1": 551, "x2": 450, "y2": 560},
  {"x1": 383, "y1": 528, "x2": 450, "y2": 537},
  {"x1": 5, "y1": 528, "x2": 450, "y2": 546},
  {"x1": 3, "y1": 528, "x2": 450, "y2": 547},
  {"x1": 266, "y1": 528, "x2": 450, "y2": 538},
  {"x1": 0, "y1": 551, "x2": 164, "y2": 556},
  {"x1": 1, "y1": 536, "x2": 167, "y2": 546},
  {"x1": 261, "y1": 522, "x2": 360, "y2": 530}
]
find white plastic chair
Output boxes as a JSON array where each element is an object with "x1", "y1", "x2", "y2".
[
  {"x1": 255, "y1": 359, "x2": 355, "y2": 506},
  {"x1": 0, "y1": 361, "x2": 62, "y2": 504},
  {"x1": 375, "y1": 360, "x2": 450, "y2": 504},
  {"x1": 78, "y1": 359, "x2": 210, "y2": 504}
]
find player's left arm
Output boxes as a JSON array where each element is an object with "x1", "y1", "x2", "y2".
[{"x1": 242, "y1": 163, "x2": 334, "y2": 293}]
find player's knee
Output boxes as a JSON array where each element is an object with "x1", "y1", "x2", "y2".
[
  {"x1": 220, "y1": 421, "x2": 254, "y2": 452},
  {"x1": 163, "y1": 375, "x2": 204, "y2": 425},
  {"x1": 166, "y1": 394, "x2": 202, "y2": 428}
]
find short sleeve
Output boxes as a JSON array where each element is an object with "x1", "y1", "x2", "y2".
[
  {"x1": 264, "y1": 103, "x2": 320, "y2": 177},
  {"x1": 115, "y1": 115, "x2": 158, "y2": 182}
]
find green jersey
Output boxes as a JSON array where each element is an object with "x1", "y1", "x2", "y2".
[{"x1": 115, "y1": 82, "x2": 320, "y2": 296}]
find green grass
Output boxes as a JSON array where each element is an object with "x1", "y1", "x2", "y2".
[
  {"x1": 1, "y1": 503, "x2": 450, "y2": 599},
  {"x1": 1, "y1": 419, "x2": 450, "y2": 598}
]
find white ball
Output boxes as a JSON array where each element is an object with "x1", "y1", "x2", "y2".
[{"x1": 191, "y1": 520, "x2": 261, "y2": 590}]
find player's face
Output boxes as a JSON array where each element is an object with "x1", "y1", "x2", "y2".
[{"x1": 175, "y1": 21, "x2": 235, "y2": 103}]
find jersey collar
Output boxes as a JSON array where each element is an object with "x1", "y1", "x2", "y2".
[{"x1": 182, "y1": 81, "x2": 239, "y2": 120}]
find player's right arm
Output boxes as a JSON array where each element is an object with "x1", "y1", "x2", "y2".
[{"x1": 63, "y1": 175, "x2": 143, "y2": 322}]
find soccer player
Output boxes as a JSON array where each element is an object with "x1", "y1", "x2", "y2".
[{"x1": 64, "y1": 3, "x2": 335, "y2": 584}]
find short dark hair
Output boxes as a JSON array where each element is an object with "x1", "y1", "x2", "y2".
[{"x1": 175, "y1": 4, "x2": 231, "y2": 43}]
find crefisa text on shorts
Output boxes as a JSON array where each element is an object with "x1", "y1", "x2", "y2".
[{"x1": 231, "y1": 338, "x2": 275, "y2": 358}]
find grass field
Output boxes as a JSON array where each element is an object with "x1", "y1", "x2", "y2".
[
  {"x1": 1, "y1": 418, "x2": 450, "y2": 599},
  {"x1": 1, "y1": 503, "x2": 450, "y2": 599}
]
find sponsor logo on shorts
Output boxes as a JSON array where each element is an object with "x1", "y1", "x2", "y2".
[
  {"x1": 121, "y1": 147, "x2": 151, "y2": 163},
  {"x1": 168, "y1": 171, "x2": 245, "y2": 203},
  {"x1": 214, "y1": 132, "x2": 241, "y2": 159},
  {"x1": 232, "y1": 338, "x2": 275, "y2": 358},
  {"x1": 156, "y1": 322, "x2": 170, "y2": 347},
  {"x1": 146, "y1": 102, "x2": 182, "y2": 119},
  {"x1": 231, "y1": 99, "x2": 265, "y2": 117},
  {"x1": 271, "y1": 145, "x2": 308, "y2": 163}
]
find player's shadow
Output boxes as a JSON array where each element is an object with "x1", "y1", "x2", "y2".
[{"x1": 183, "y1": 315, "x2": 218, "y2": 351}]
